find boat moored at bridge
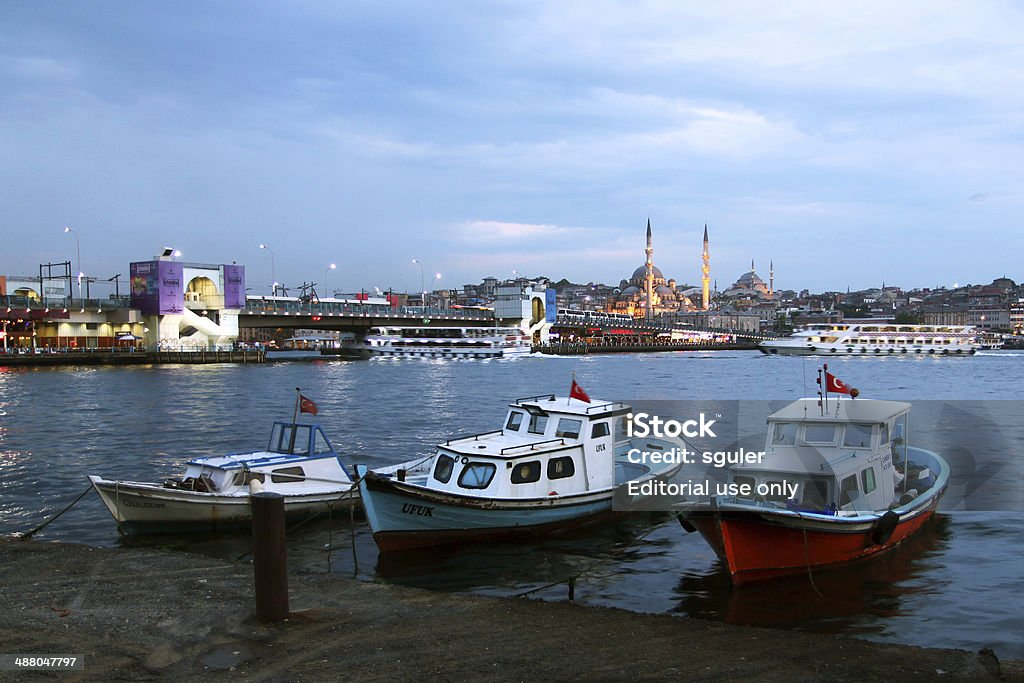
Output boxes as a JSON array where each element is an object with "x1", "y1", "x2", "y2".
[{"x1": 349, "y1": 326, "x2": 532, "y2": 359}]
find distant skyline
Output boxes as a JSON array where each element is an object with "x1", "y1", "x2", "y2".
[{"x1": 3, "y1": 2, "x2": 1023, "y2": 296}]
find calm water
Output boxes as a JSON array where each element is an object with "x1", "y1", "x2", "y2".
[{"x1": 1, "y1": 351, "x2": 1023, "y2": 658}]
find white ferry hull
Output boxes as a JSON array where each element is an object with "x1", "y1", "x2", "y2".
[
  {"x1": 759, "y1": 341, "x2": 976, "y2": 357},
  {"x1": 367, "y1": 344, "x2": 532, "y2": 359}
]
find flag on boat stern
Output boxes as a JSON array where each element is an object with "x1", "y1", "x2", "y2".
[
  {"x1": 570, "y1": 379, "x2": 591, "y2": 403},
  {"x1": 299, "y1": 394, "x2": 319, "y2": 415},
  {"x1": 825, "y1": 371, "x2": 852, "y2": 395}
]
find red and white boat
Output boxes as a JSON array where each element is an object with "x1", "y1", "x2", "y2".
[{"x1": 679, "y1": 370, "x2": 949, "y2": 584}]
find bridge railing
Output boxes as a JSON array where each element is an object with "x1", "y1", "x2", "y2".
[
  {"x1": 0, "y1": 295, "x2": 135, "y2": 312},
  {"x1": 241, "y1": 300, "x2": 492, "y2": 320}
]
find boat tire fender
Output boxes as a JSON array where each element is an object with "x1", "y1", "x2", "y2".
[
  {"x1": 871, "y1": 510, "x2": 900, "y2": 546},
  {"x1": 677, "y1": 515, "x2": 697, "y2": 533}
]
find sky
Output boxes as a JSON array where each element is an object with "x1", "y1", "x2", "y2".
[{"x1": 2, "y1": 1, "x2": 1023, "y2": 297}]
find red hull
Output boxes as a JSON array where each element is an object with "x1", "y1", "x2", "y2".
[{"x1": 688, "y1": 508, "x2": 937, "y2": 584}]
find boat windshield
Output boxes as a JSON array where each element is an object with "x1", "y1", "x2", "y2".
[{"x1": 266, "y1": 423, "x2": 332, "y2": 455}]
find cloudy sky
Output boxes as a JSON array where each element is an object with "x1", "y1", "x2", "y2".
[{"x1": 3, "y1": 1, "x2": 1022, "y2": 297}]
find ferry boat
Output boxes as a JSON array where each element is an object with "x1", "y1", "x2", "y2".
[
  {"x1": 348, "y1": 326, "x2": 532, "y2": 359},
  {"x1": 356, "y1": 388, "x2": 686, "y2": 551},
  {"x1": 759, "y1": 322, "x2": 979, "y2": 356},
  {"x1": 678, "y1": 372, "x2": 949, "y2": 584},
  {"x1": 88, "y1": 399, "x2": 358, "y2": 533}
]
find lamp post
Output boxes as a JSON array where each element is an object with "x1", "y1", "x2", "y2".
[
  {"x1": 64, "y1": 226, "x2": 81, "y2": 305},
  {"x1": 259, "y1": 244, "x2": 276, "y2": 296},
  {"x1": 411, "y1": 258, "x2": 425, "y2": 306},
  {"x1": 324, "y1": 263, "x2": 336, "y2": 296}
]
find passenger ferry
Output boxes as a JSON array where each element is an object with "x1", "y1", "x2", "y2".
[
  {"x1": 351, "y1": 326, "x2": 532, "y2": 359},
  {"x1": 759, "y1": 323, "x2": 980, "y2": 356}
]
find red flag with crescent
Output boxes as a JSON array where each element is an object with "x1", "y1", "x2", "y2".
[
  {"x1": 570, "y1": 379, "x2": 591, "y2": 403},
  {"x1": 299, "y1": 394, "x2": 319, "y2": 415},
  {"x1": 825, "y1": 372, "x2": 851, "y2": 395}
]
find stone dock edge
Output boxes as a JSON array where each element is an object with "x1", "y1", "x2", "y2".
[{"x1": 0, "y1": 539, "x2": 1018, "y2": 681}]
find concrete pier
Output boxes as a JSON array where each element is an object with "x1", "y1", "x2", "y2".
[{"x1": 0, "y1": 539, "x2": 1017, "y2": 680}]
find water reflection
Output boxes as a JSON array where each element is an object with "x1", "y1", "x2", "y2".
[{"x1": 672, "y1": 514, "x2": 953, "y2": 634}]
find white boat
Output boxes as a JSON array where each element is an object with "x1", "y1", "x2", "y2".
[
  {"x1": 356, "y1": 392, "x2": 686, "y2": 551},
  {"x1": 349, "y1": 326, "x2": 532, "y2": 359},
  {"x1": 89, "y1": 420, "x2": 358, "y2": 533},
  {"x1": 759, "y1": 322, "x2": 979, "y2": 356},
  {"x1": 678, "y1": 386, "x2": 950, "y2": 584}
]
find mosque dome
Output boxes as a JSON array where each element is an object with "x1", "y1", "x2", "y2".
[{"x1": 631, "y1": 264, "x2": 664, "y2": 281}]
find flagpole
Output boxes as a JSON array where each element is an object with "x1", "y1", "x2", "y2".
[
  {"x1": 568, "y1": 372, "x2": 574, "y2": 405},
  {"x1": 293, "y1": 387, "x2": 301, "y2": 424},
  {"x1": 816, "y1": 366, "x2": 823, "y2": 416},
  {"x1": 823, "y1": 363, "x2": 829, "y2": 414}
]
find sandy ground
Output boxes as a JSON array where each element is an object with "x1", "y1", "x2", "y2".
[{"x1": 0, "y1": 539, "x2": 1018, "y2": 681}]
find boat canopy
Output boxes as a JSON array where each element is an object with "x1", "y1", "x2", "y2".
[{"x1": 767, "y1": 397, "x2": 910, "y2": 424}]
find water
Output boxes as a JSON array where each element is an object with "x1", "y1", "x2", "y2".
[{"x1": 2, "y1": 351, "x2": 1023, "y2": 658}]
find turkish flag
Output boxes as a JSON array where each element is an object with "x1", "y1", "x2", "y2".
[
  {"x1": 299, "y1": 394, "x2": 319, "y2": 415},
  {"x1": 826, "y1": 372, "x2": 852, "y2": 394},
  {"x1": 570, "y1": 379, "x2": 591, "y2": 403}
]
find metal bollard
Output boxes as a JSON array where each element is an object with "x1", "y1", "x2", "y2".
[{"x1": 251, "y1": 491, "x2": 288, "y2": 621}]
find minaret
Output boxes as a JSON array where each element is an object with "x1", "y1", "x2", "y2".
[
  {"x1": 701, "y1": 224, "x2": 710, "y2": 311},
  {"x1": 769, "y1": 260, "x2": 774, "y2": 298},
  {"x1": 645, "y1": 218, "x2": 654, "y2": 320}
]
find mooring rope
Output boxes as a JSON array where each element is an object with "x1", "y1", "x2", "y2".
[
  {"x1": 20, "y1": 486, "x2": 94, "y2": 540},
  {"x1": 513, "y1": 515, "x2": 668, "y2": 600},
  {"x1": 798, "y1": 512, "x2": 825, "y2": 598}
]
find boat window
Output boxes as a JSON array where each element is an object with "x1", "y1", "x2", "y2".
[
  {"x1": 591, "y1": 422, "x2": 610, "y2": 438},
  {"x1": 734, "y1": 475, "x2": 756, "y2": 499},
  {"x1": 839, "y1": 475, "x2": 859, "y2": 506},
  {"x1": 763, "y1": 480, "x2": 789, "y2": 502},
  {"x1": 799, "y1": 478, "x2": 830, "y2": 509},
  {"x1": 803, "y1": 425, "x2": 836, "y2": 444},
  {"x1": 434, "y1": 454, "x2": 455, "y2": 483},
  {"x1": 555, "y1": 418, "x2": 583, "y2": 439},
  {"x1": 842, "y1": 423, "x2": 874, "y2": 448},
  {"x1": 771, "y1": 423, "x2": 797, "y2": 445},
  {"x1": 232, "y1": 471, "x2": 266, "y2": 486},
  {"x1": 861, "y1": 467, "x2": 876, "y2": 494},
  {"x1": 271, "y1": 424, "x2": 311, "y2": 455},
  {"x1": 511, "y1": 460, "x2": 541, "y2": 484},
  {"x1": 548, "y1": 456, "x2": 576, "y2": 480},
  {"x1": 270, "y1": 466, "x2": 305, "y2": 483},
  {"x1": 458, "y1": 462, "x2": 497, "y2": 489},
  {"x1": 313, "y1": 430, "x2": 333, "y2": 455},
  {"x1": 880, "y1": 423, "x2": 890, "y2": 444},
  {"x1": 527, "y1": 414, "x2": 549, "y2": 435},
  {"x1": 506, "y1": 411, "x2": 524, "y2": 432}
]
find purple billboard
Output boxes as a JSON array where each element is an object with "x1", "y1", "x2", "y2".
[
  {"x1": 223, "y1": 264, "x2": 245, "y2": 309},
  {"x1": 130, "y1": 261, "x2": 184, "y2": 315}
]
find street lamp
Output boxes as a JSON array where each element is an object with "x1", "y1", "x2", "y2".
[
  {"x1": 324, "y1": 263, "x2": 337, "y2": 296},
  {"x1": 411, "y1": 258, "x2": 425, "y2": 305},
  {"x1": 259, "y1": 244, "x2": 276, "y2": 295},
  {"x1": 64, "y1": 226, "x2": 82, "y2": 303}
]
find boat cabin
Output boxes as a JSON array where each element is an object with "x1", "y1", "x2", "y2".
[
  {"x1": 729, "y1": 398, "x2": 912, "y2": 515},
  {"x1": 170, "y1": 421, "x2": 351, "y2": 494},
  {"x1": 420, "y1": 394, "x2": 630, "y2": 498}
]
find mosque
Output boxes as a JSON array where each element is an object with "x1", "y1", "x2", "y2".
[{"x1": 605, "y1": 220, "x2": 774, "y2": 319}]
